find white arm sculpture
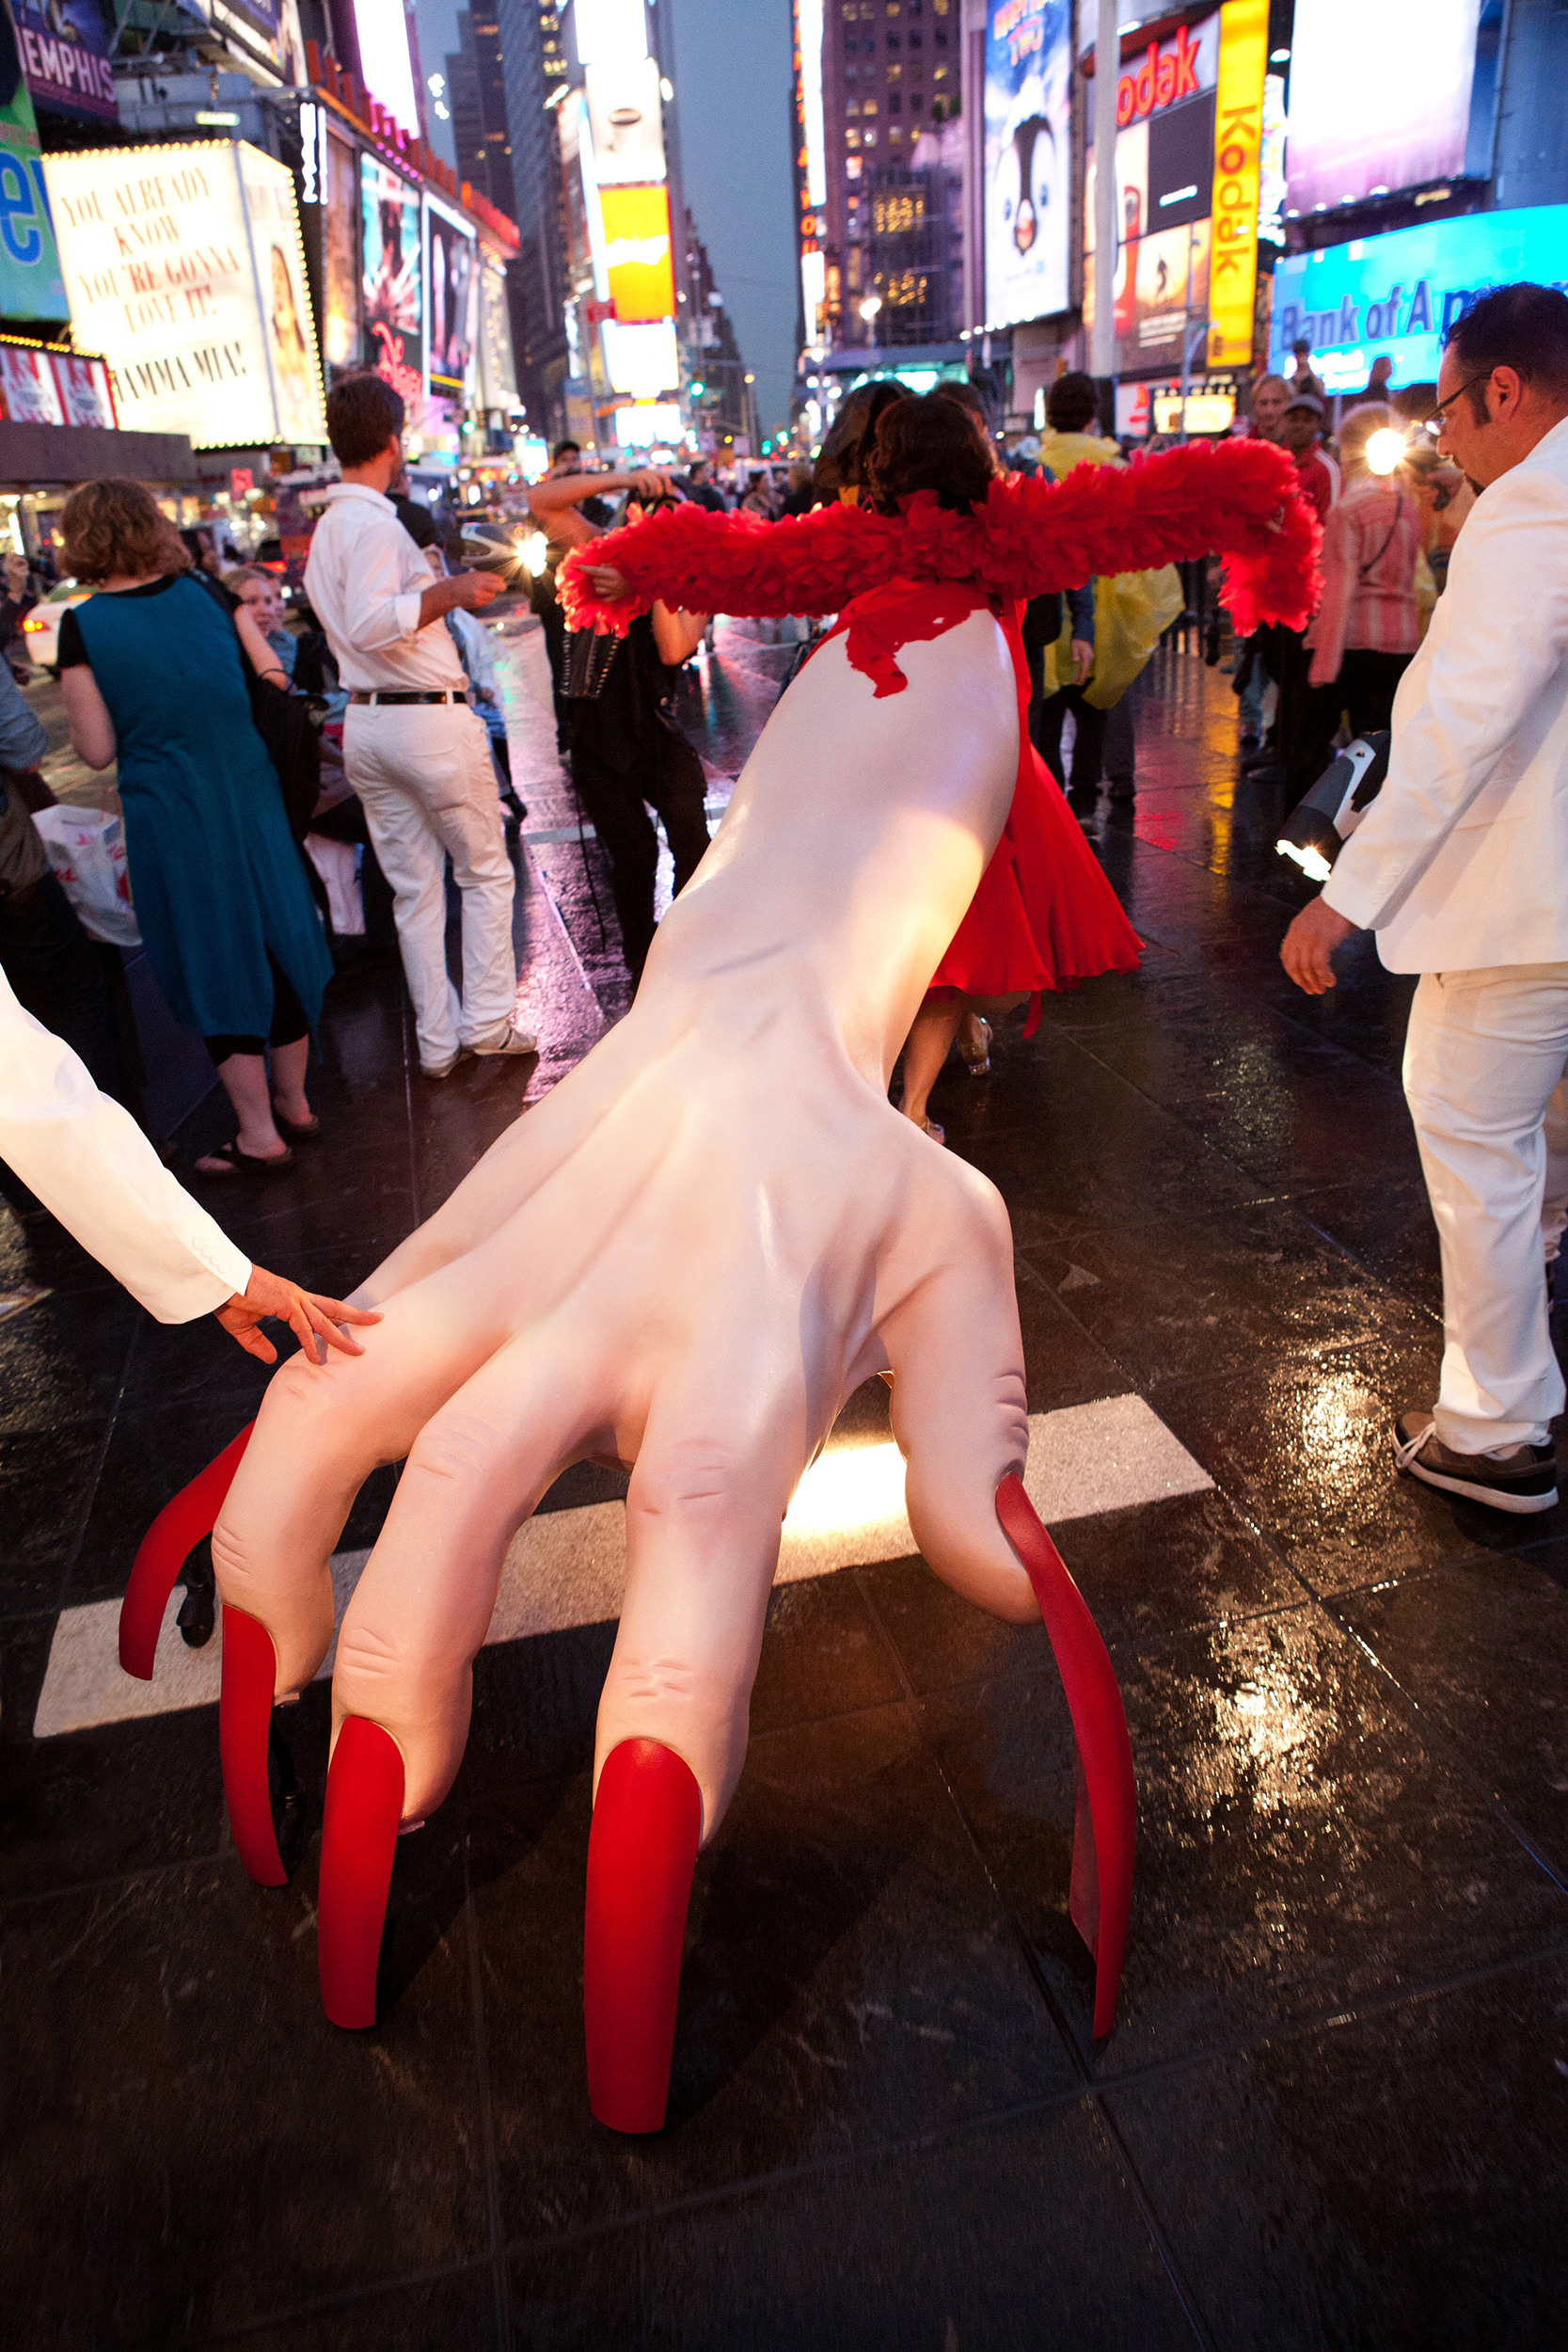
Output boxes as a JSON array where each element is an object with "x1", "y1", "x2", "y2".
[{"x1": 120, "y1": 439, "x2": 1316, "y2": 2129}]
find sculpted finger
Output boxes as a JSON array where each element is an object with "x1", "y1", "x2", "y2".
[
  {"x1": 595, "y1": 1351, "x2": 806, "y2": 1843},
  {"x1": 213, "y1": 1256, "x2": 516, "y2": 1696},
  {"x1": 328, "y1": 1327, "x2": 603, "y2": 1823},
  {"x1": 879, "y1": 1175, "x2": 1037, "y2": 1626}
]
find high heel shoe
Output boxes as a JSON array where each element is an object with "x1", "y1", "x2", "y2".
[
  {"x1": 318, "y1": 1718, "x2": 404, "y2": 2029},
  {"x1": 219, "y1": 1604, "x2": 288, "y2": 1886},
  {"x1": 119, "y1": 1422, "x2": 255, "y2": 1679},
  {"x1": 583, "y1": 1739, "x2": 702, "y2": 2133},
  {"x1": 958, "y1": 1016, "x2": 992, "y2": 1075},
  {"x1": 994, "y1": 1475, "x2": 1135, "y2": 2038}
]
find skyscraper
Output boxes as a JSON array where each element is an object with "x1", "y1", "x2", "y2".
[
  {"x1": 495, "y1": 0, "x2": 571, "y2": 436},
  {"x1": 445, "y1": 11, "x2": 519, "y2": 218}
]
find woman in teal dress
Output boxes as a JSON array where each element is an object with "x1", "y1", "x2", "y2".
[{"x1": 56, "y1": 479, "x2": 331, "y2": 1175}]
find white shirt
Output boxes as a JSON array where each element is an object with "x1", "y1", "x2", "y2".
[
  {"x1": 1324, "y1": 415, "x2": 1568, "y2": 973},
  {"x1": 0, "y1": 969, "x2": 249, "y2": 1320},
  {"x1": 303, "y1": 483, "x2": 466, "y2": 692}
]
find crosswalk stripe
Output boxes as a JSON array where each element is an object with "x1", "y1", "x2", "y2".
[{"x1": 32, "y1": 1394, "x2": 1210, "y2": 1739}]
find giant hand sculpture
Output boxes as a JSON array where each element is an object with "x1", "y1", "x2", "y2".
[{"x1": 121, "y1": 442, "x2": 1316, "y2": 2130}]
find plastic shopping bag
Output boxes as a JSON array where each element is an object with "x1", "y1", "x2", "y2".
[{"x1": 31, "y1": 805, "x2": 140, "y2": 946}]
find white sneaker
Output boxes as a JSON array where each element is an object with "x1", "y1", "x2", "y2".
[
  {"x1": 470, "y1": 1022, "x2": 538, "y2": 1057},
  {"x1": 420, "y1": 1049, "x2": 465, "y2": 1079}
]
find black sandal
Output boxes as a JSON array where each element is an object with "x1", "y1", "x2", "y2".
[
  {"x1": 197, "y1": 1140, "x2": 294, "y2": 1177},
  {"x1": 272, "y1": 1107, "x2": 323, "y2": 1142}
]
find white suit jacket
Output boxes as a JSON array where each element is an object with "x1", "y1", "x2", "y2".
[
  {"x1": 1323, "y1": 415, "x2": 1568, "y2": 973},
  {"x1": 0, "y1": 970, "x2": 249, "y2": 1320}
]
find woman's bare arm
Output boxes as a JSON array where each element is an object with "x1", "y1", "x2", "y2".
[
  {"x1": 651, "y1": 600, "x2": 708, "y2": 664},
  {"x1": 233, "y1": 601, "x2": 289, "y2": 688},
  {"x1": 60, "y1": 662, "x2": 117, "y2": 770}
]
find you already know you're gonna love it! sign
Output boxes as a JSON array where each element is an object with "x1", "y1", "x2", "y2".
[{"x1": 42, "y1": 141, "x2": 326, "y2": 448}]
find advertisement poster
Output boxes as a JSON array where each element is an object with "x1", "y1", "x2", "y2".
[
  {"x1": 361, "y1": 154, "x2": 422, "y2": 412},
  {"x1": 237, "y1": 144, "x2": 326, "y2": 444},
  {"x1": 12, "y1": 0, "x2": 117, "y2": 126},
  {"x1": 1085, "y1": 10, "x2": 1217, "y2": 366},
  {"x1": 1285, "y1": 0, "x2": 1481, "y2": 217},
  {"x1": 478, "y1": 261, "x2": 516, "y2": 408},
  {"x1": 0, "y1": 0, "x2": 68, "y2": 324},
  {"x1": 600, "y1": 183, "x2": 673, "y2": 323},
  {"x1": 425, "y1": 198, "x2": 477, "y2": 405},
  {"x1": 1085, "y1": 217, "x2": 1211, "y2": 375},
  {"x1": 45, "y1": 140, "x2": 325, "y2": 444},
  {"x1": 984, "y1": 0, "x2": 1071, "y2": 329},
  {"x1": 584, "y1": 55, "x2": 665, "y2": 183},
  {"x1": 0, "y1": 339, "x2": 58, "y2": 419},
  {"x1": 1206, "y1": 0, "x2": 1265, "y2": 367},
  {"x1": 322, "y1": 131, "x2": 359, "y2": 372},
  {"x1": 1270, "y1": 201, "x2": 1568, "y2": 394},
  {"x1": 53, "y1": 347, "x2": 114, "y2": 422}
]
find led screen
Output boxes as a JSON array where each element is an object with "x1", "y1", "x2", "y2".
[
  {"x1": 1084, "y1": 11, "x2": 1217, "y2": 370},
  {"x1": 352, "y1": 0, "x2": 420, "y2": 135},
  {"x1": 426, "y1": 198, "x2": 478, "y2": 403},
  {"x1": 585, "y1": 55, "x2": 665, "y2": 183},
  {"x1": 984, "y1": 0, "x2": 1072, "y2": 329},
  {"x1": 361, "y1": 154, "x2": 422, "y2": 408},
  {"x1": 1284, "y1": 0, "x2": 1481, "y2": 216},
  {"x1": 322, "y1": 131, "x2": 360, "y2": 372},
  {"x1": 601, "y1": 182, "x2": 674, "y2": 323},
  {"x1": 13, "y1": 0, "x2": 117, "y2": 126},
  {"x1": 1270, "y1": 201, "x2": 1568, "y2": 393}
]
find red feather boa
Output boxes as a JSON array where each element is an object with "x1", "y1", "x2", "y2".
[{"x1": 560, "y1": 439, "x2": 1322, "y2": 641}]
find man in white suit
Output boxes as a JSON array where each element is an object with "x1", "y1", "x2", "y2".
[{"x1": 1282, "y1": 283, "x2": 1568, "y2": 1513}]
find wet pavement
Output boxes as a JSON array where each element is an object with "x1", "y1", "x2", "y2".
[{"x1": 3, "y1": 626, "x2": 1566, "y2": 2349}]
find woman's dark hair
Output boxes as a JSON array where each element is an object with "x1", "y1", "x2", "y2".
[
  {"x1": 1445, "y1": 282, "x2": 1568, "y2": 421},
  {"x1": 862, "y1": 389, "x2": 1002, "y2": 516},
  {"x1": 61, "y1": 479, "x2": 191, "y2": 584},
  {"x1": 1046, "y1": 371, "x2": 1100, "y2": 433},
  {"x1": 325, "y1": 372, "x2": 406, "y2": 466},
  {"x1": 814, "y1": 379, "x2": 910, "y2": 499}
]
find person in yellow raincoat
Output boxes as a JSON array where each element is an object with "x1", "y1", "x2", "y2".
[{"x1": 1035, "y1": 372, "x2": 1183, "y2": 804}]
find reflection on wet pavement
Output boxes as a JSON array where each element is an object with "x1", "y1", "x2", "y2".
[{"x1": 1, "y1": 632, "x2": 1564, "y2": 2348}]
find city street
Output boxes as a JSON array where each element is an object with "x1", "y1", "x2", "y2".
[{"x1": 3, "y1": 630, "x2": 1564, "y2": 2348}]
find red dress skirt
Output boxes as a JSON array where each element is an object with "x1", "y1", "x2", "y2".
[{"x1": 813, "y1": 578, "x2": 1143, "y2": 1030}]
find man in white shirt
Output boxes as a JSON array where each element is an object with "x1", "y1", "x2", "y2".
[
  {"x1": 1281, "y1": 283, "x2": 1568, "y2": 1514},
  {"x1": 306, "y1": 374, "x2": 534, "y2": 1079},
  {"x1": 0, "y1": 967, "x2": 376, "y2": 1363}
]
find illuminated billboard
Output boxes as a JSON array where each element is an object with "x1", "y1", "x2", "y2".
[
  {"x1": 575, "y1": 0, "x2": 646, "y2": 66},
  {"x1": 13, "y1": 0, "x2": 117, "y2": 126},
  {"x1": 601, "y1": 316, "x2": 678, "y2": 398},
  {"x1": 601, "y1": 182, "x2": 674, "y2": 323},
  {"x1": 1269, "y1": 201, "x2": 1568, "y2": 394},
  {"x1": 321, "y1": 131, "x2": 360, "y2": 373},
  {"x1": 45, "y1": 141, "x2": 325, "y2": 446},
  {"x1": 794, "y1": 0, "x2": 827, "y2": 344},
  {"x1": 361, "y1": 155, "x2": 422, "y2": 410},
  {"x1": 351, "y1": 0, "x2": 420, "y2": 136},
  {"x1": 1285, "y1": 0, "x2": 1481, "y2": 217},
  {"x1": 585, "y1": 55, "x2": 665, "y2": 183},
  {"x1": 1207, "y1": 0, "x2": 1266, "y2": 367},
  {"x1": 425, "y1": 196, "x2": 478, "y2": 405},
  {"x1": 984, "y1": 0, "x2": 1073, "y2": 329},
  {"x1": 0, "y1": 0, "x2": 68, "y2": 326},
  {"x1": 1084, "y1": 11, "x2": 1217, "y2": 373}
]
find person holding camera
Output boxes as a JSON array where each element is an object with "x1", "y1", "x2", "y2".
[
  {"x1": 527, "y1": 467, "x2": 709, "y2": 985},
  {"x1": 306, "y1": 374, "x2": 532, "y2": 1080},
  {"x1": 1281, "y1": 284, "x2": 1568, "y2": 1514}
]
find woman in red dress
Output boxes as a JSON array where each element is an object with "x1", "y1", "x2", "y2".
[{"x1": 565, "y1": 392, "x2": 1320, "y2": 1125}]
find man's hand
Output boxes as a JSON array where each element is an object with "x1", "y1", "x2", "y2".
[
  {"x1": 1281, "y1": 895, "x2": 1355, "y2": 993},
  {"x1": 627, "y1": 469, "x2": 674, "y2": 502},
  {"x1": 1069, "y1": 638, "x2": 1093, "y2": 686},
  {"x1": 214, "y1": 1265, "x2": 382, "y2": 1365},
  {"x1": 449, "y1": 569, "x2": 502, "y2": 612}
]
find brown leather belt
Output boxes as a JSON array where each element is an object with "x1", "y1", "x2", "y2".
[{"x1": 349, "y1": 689, "x2": 464, "y2": 706}]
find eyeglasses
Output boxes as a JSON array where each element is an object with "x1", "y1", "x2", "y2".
[{"x1": 1424, "y1": 372, "x2": 1492, "y2": 434}]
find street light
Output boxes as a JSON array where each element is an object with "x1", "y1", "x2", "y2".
[{"x1": 860, "y1": 294, "x2": 882, "y2": 375}]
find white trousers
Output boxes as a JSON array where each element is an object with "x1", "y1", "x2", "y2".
[
  {"x1": 1403, "y1": 963, "x2": 1568, "y2": 1452},
  {"x1": 344, "y1": 702, "x2": 516, "y2": 1066}
]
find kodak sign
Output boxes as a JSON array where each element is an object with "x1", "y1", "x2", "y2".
[
  {"x1": 1116, "y1": 24, "x2": 1202, "y2": 125},
  {"x1": 1208, "y1": 0, "x2": 1267, "y2": 368}
]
